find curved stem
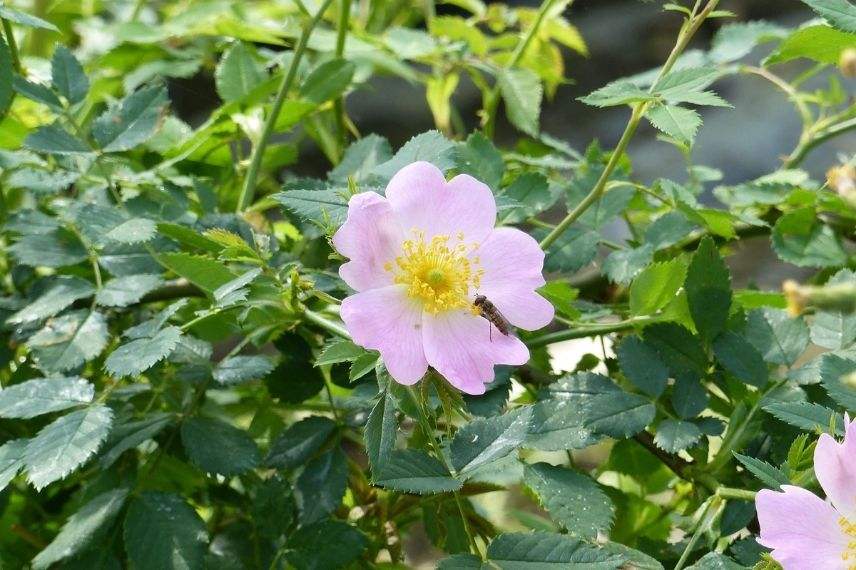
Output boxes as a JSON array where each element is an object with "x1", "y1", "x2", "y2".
[
  {"x1": 526, "y1": 318, "x2": 655, "y2": 348},
  {"x1": 235, "y1": 0, "x2": 336, "y2": 212},
  {"x1": 741, "y1": 65, "x2": 812, "y2": 128},
  {"x1": 784, "y1": 115, "x2": 856, "y2": 168}
]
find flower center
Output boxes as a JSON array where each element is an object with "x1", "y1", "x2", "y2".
[
  {"x1": 388, "y1": 231, "x2": 483, "y2": 314},
  {"x1": 842, "y1": 517, "x2": 856, "y2": 569}
]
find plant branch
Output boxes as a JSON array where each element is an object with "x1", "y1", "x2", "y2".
[
  {"x1": 674, "y1": 496, "x2": 722, "y2": 570},
  {"x1": 1, "y1": 18, "x2": 21, "y2": 74},
  {"x1": 235, "y1": 0, "x2": 336, "y2": 213},
  {"x1": 525, "y1": 318, "x2": 654, "y2": 348},
  {"x1": 333, "y1": 0, "x2": 352, "y2": 152},
  {"x1": 303, "y1": 308, "x2": 351, "y2": 338}
]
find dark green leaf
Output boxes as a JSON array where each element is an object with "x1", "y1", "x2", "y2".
[
  {"x1": 800, "y1": 0, "x2": 856, "y2": 33},
  {"x1": 672, "y1": 374, "x2": 708, "y2": 418},
  {"x1": 733, "y1": 452, "x2": 789, "y2": 488},
  {"x1": 25, "y1": 123, "x2": 92, "y2": 155},
  {"x1": 28, "y1": 310, "x2": 109, "y2": 372},
  {"x1": 213, "y1": 355, "x2": 275, "y2": 385},
  {"x1": 215, "y1": 41, "x2": 266, "y2": 103},
  {"x1": 820, "y1": 354, "x2": 856, "y2": 411},
  {"x1": 100, "y1": 413, "x2": 173, "y2": 468},
  {"x1": 486, "y1": 532, "x2": 622, "y2": 568},
  {"x1": 451, "y1": 408, "x2": 530, "y2": 476},
  {"x1": 451, "y1": 131, "x2": 504, "y2": 191},
  {"x1": 8, "y1": 276, "x2": 94, "y2": 324},
  {"x1": 156, "y1": 252, "x2": 235, "y2": 293},
  {"x1": 299, "y1": 58, "x2": 356, "y2": 104},
  {"x1": 772, "y1": 207, "x2": 847, "y2": 267},
  {"x1": 0, "y1": 439, "x2": 27, "y2": 491},
  {"x1": 603, "y1": 245, "x2": 654, "y2": 285},
  {"x1": 373, "y1": 130, "x2": 456, "y2": 180},
  {"x1": 92, "y1": 85, "x2": 168, "y2": 152},
  {"x1": 181, "y1": 417, "x2": 259, "y2": 476},
  {"x1": 266, "y1": 416, "x2": 337, "y2": 470},
  {"x1": 685, "y1": 237, "x2": 732, "y2": 342},
  {"x1": 375, "y1": 449, "x2": 462, "y2": 494},
  {"x1": 365, "y1": 390, "x2": 396, "y2": 478},
  {"x1": 713, "y1": 331, "x2": 769, "y2": 387},
  {"x1": 51, "y1": 46, "x2": 89, "y2": 104},
  {"x1": 644, "y1": 322, "x2": 708, "y2": 377},
  {"x1": 764, "y1": 401, "x2": 844, "y2": 435},
  {"x1": 0, "y1": 36, "x2": 11, "y2": 116},
  {"x1": 104, "y1": 326, "x2": 182, "y2": 377},
  {"x1": 329, "y1": 134, "x2": 392, "y2": 183},
  {"x1": 123, "y1": 492, "x2": 208, "y2": 570},
  {"x1": 617, "y1": 336, "x2": 669, "y2": 397},
  {"x1": 96, "y1": 274, "x2": 162, "y2": 307},
  {"x1": 579, "y1": 80, "x2": 654, "y2": 107},
  {"x1": 295, "y1": 446, "x2": 348, "y2": 524},
  {"x1": 744, "y1": 309, "x2": 810, "y2": 366},
  {"x1": 273, "y1": 187, "x2": 351, "y2": 227},
  {"x1": 654, "y1": 419, "x2": 702, "y2": 453},
  {"x1": 285, "y1": 520, "x2": 367, "y2": 570}
]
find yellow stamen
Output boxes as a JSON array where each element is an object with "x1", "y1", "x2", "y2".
[
  {"x1": 390, "y1": 230, "x2": 483, "y2": 314},
  {"x1": 841, "y1": 517, "x2": 856, "y2": 569}
]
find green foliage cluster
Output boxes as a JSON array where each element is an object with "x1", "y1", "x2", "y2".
[{"x1": 0, "y1": 0, "x2": 854, "y2": 568}]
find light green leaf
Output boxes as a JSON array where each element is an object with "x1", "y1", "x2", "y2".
[
  {"x1": 24, "y1": 405, "x2": 113, "y2": 490},
  {"x1": 685, "y1": 237, "x2": 732, "y2": 342},
  {"x1": 654, "y1": 419, "x2": 702, "y2": 453},
  {"x1": 51, "y1": 46, "x2": 89, "y2": 105},
  {"x1": 104, "y1": 326, "x2": 182, "y2": 377},
  {"x1": 317, "y1": 338, "x2": 367, "y2": 366},
  {"x1": 524, "y1": 463, "x2": 614, "y2": 539},
  {"x1": 123, "y1": 492, "x2": 208, "y2": 570},
  {"x1": 92, "y1": 85, "x2": 168, "y2": 152},
  {"x1": 32, "y1": 489, "x2": 128, "y2": 569},
  {"x1": 295, "y1": 447, "x2": 348, "y2": 524},
  {"x1": 299, "y1": 58, "x2": 355, "y2": 104},
  {"x1": 374, "y1": 449, "x2": 462, "y2": 494},
  {"x1": 499, "y1": 172, "x2": 553, "y2": 223},
  {"x1": 181, "y1": 417, "x2": 259, "y2": 476},
  {"x1": 96, "y1": 274, "x2": 162, "y2": 307},
  {"x1": 266, "y1": 416, "x2": 337, "y2": 470},
  {"x1": 744, "y1": 309, "x2": 809, "y2": 366},
  {"x1": 772, "y1": 207, "x2": 847, "y2": 267},
  {"x1": 8, "y1": 276, "x2": 94, "y2": 324},
  {"x1": 652, "y1": 66, "x2": 720, "y2": 99},
  {"x1": 578, "y1": 80, "x2": 654, "y2": 107},
  {"x1": 25, "y1": 123, "x2": 92, "y2": 155},
  {"x1": 0, "y1": 376, "x2": 93, "y2": 419},
  {"x1": 215, "y1": 41, "x2": 266, "y2": 103},
  {"x1": 28, "y1": 310, "x2": 109, "y2": 372},
  {"x1": 602, "y1": 245, "x2": 654, "y2": 285},
  {"x1": 213, "y1": 355, "x2": 275, "y2": 385},
  {"x1": 498, "y1": 67, "x2": 542, "y2": 136},
  {"x1": 0, "y1": 6, "x2": 59, "y2": 30},
  {"x1": 451, "y1": 408, "x2": 530, "y2": 476},
  {"x1": 801, "y1": 0, "x2": 856, "y2": 33},
  {"x1": 710, "y1": 21, "x2": 787, "y2": 63},
  {"x1": 646, "y1": 104, "x2": 702, "y2": 145},
  {"x1": 372, "y1": 130, "x2": 456, "y2": 180},
  {"x1": 329, "y1": 134, "x2": 392, "y2": 183},
  {"x1": 733, "y1": 452, "x2": 789, "y2": 488},
  {"x1": 213, "y1": 267, "x2": 262, "y2": 305},
  {"x1": 629, "y1": 258, "x2": 687, "y2": 316},
  {"x1": 12, "y1": 75, "x2": 63, "y2": 109},
  {"x1": 105, "y1": 217, "x2": 157, "y2": 244},
  {"x1": 766, "y1": 25, "x2": 856, "y2": 65},
  {"x1": 156, "y1": 252, "x2": 236, "y2": 293},
  {"x1": 486, "y1": 532, "x2": 622, "y2": 568}
]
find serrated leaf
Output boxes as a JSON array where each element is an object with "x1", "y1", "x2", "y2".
[
  {"x1": 285, "y1": 520, "x2": 367, "y2": 570},
  {"x1": 654, "y1": 419, "x2": 702, "y2": 453},
  {"x1": 266, "y1": 416, "x2": 337, "y2": 470},
  {"x1": 295, "y1": 446, "x2": 347, "y2": 524},
  {"x1": 365, "y1": 389, "x2": 396, "y2": 478},
  {"x1": 451, "y1": 131, "x2": 504, "y2": 191},
  {"x1": 51, "y1": 46, "x2": 88, "y2": 105},
  {"x1": 768, "y1": 24, "x2": 853, "y2": 66},
  {"x1": 213, "y1": 267, "x2": 262, "y2": 305},
  {"x1": 273, "y1": 187, "x2": 351, "y2": 227},
  {"x1": 709, "y1": 21, "x2": 787, "y2": 63},
  {"x1": 810, "y1": 269, "x2": 856, "y2": 349},
  {"x1": 646, "y1": 104, "x2": 702, "y2": 145},
  {"x1": 744, "y1": 308, "x2": 810, "y2": 366},
  {"x1": 181, "y1": 417, "x2": 259, "y2": 476},
  {"x1": 0, "y1": 376, "x2": 93, "y2": 419},
  {"x1": 92, "y1": 85, "x2": 168, "y2": 152},
  {"x1": 524, "y1": 463, "x2": 613, "y2": 538},
  {"x1": 25, "y1": 123, "x2": 92, "y2": 155},
  {"x1": 763, "y1": 401, "x2": 844, "y2": 435},
  {"x1": 104, "y1": 326, "x2": 182, "y2": 377},
  {"x1": 375, "y1": 449, "x2": 462, "y2": 494},
  {"x1": 733, "y1": 452, "x2": 789, "y2": 488},
  {"x1": 105, "y1": 217, "x2": 157, "y2": 244},
  {"x1": 123, "y1": 492, "x2": 208, "y2": 570},
  {"x1": 685, "y1": 237, "x2": 732, "y2": 342},
  {"x1": 486, "y1": 532, "x2": 622, "y2": 568},
  {"x1": 0, "y1": 6, "x2": 59, "y2": 30},
  {"x1": 7, "y1": 276, "x2": 94, "y2": 324},
  {"x1": 156, "y1": 252, "x2": 235, "y2": 293},
  {"x1": 800, "y1": 0, "x2": 856, "y2": 33},
  {"x1": 451, "y1": 408, "x2": 530, "y2": 476},
  {"x1": 24, "y1": 405, "x2": 113, "y2": 490},
  {"x1": 713, "y1": 331, "x2": 769, "y2": 387},
  {"x1": 12, "y1": 75, "x2": 63, "y2": 109},
  {"x1": 652, "y1": 66, "x2": 720, "y2": 99},
  {"x1": 100, "y1": 413, "x2": 173, "y2": 468},
  {"x1": 629, "y1": 259, "x2": 687, "y2": 316},
  {"x1": 602, "y1": 245, "x2": 654, "y2": 285},
  {"x1": 32, "y1": 489, "x2": 128, "y2": 569},
  {"x1": 0, "y1": 439, "x2": 27, "y2": 491},
  {"x1": 543, "y1": 228, "x2": 599, "y2": 273},
  {"x1": 437, "y1": 554, "x2": 484, "y2": 569},
  {"x1": 617, "y1": 336, "x2": 669, "y2": 397},
  {"x1": 772, "y1": 207, "x2": 847, "y2": 267},
  {"x1": 329, "y1": 134, "x2": 392, "y2": 183},
  {"x1": 299, "y1": 58, "x2": 355, "y2": 104},
  {"x1": 820, "y1": 354, "x2": 856, "y2": 411},
  {"x1": 96, "y1": 274, "x2": 162, "y2": 307},
  {"x1": 215, "y1": 41, "x2": 266, "y2": 103},
  {"x1": 213, "y1": 355, "x2": 275, "y2": 385},
  {"x1": 579, "y1": 80, "x2": 654, "y2": 107},
  {"x1": 644, "y1": 322, "x2": 708, "y2": 377},
  {"x1": 672, "y1": 374, "x2": 708, "y2": 419},
  {"x1": 498, "y1": 67, "x2": 542, "y2": 136},
  {"x1": 28, "y1": 310, "x2": 109, "y2": 373},
  {"x1": 317, "y1": 338, "x2": 367, "y2": 366},
  {"x1": 0, "y1": 36, "x2": 11, "y2": 116}
]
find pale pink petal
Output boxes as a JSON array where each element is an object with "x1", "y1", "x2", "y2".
[
  {"x1": 332, "y1": 192, "x2": 404, "y2": 292},
  {"x1": 340, "y1": 285, "x2": 427, "y2": 384},
  {"x1": 385, "y1": 161, "x2": 496, "y2": 243},
  {"x1": 815, "y1": 415, "x2": 856, "y2": 519},
  {"x1": 422, "y1": 309, "x2": 529, "y2": 395},
  {"x1": 474, "y1": 227, "x2": 553, "y2": 330},
  {"x1": 756, "y1": 486, "x2": 851, "y2": 569}
]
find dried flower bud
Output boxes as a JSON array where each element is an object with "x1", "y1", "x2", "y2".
[
  {"x1": 782, "y1": 279, "x2": 806, "y2": 317},
  {"x1": 839, "y1": 47, "x2": 856, "y2": 78}
]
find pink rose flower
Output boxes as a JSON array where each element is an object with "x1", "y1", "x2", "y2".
[
  {"x1": 332, "y1": 161, "x2": 554, "y2": 395},
  {"x1": 756, "y1": 414, "x2": 856, "y2": 569}
]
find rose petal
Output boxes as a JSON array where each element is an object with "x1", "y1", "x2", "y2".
[
  {"x1": 756, "y1": 485, "x2": 850, "y2": 569},
  {"x1": 814, "y1": 415, "x2": 856, "y2": 519},
  {"x1": 422, "y1": 309, "x2": 529, "y2": 395},
  {"x1": 332, "y1": 192, "x2": 404, "y2": 292},
  {"x1": 340, "y1": 285, "x2": 427, "y2": 384},
  {"x1": 385, "y1": 161, "x2": 496, "y2": 244},
  {"x1": 474, "y1": 227, "x2": 554, "y2": 330}
]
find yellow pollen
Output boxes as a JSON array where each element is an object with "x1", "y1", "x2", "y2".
[
  {"x1": 841, "y1": 517, "x2": 856, "y2": 569},
  {"x1": 390, "y1": 231, "x2": 483, "y2": 314}
]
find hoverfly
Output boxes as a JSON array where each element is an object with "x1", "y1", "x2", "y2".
[{"x1": 473, "y1": 295, "x2": 511, "y2": 341}]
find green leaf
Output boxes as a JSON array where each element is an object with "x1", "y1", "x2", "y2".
[
  {"x1": 766, "y1": 25, "x2": 856, "y2": 65},
  {"x1": 810, "y1": 269, "x2": 856, "y2": 349},
  {"x1": 733, "y1": 452, "x2": 789, "y2": 488},
  {"x1": 105, "y1": 217, "x2": 157, "y2": 244},
  {"x1": 24, "y1": 405, "x2": 113, "y2": 490},
  {"x1": 644, "y1": 323, "x2": 708, "y2": 377},
  {"x1": 32, "y1": 489, "x2": 128, "y2": 569},
  {"x1": 0, "y1": 376, "x2": 93, "y2": 419},
  {"x1": 498, "y1": 68, "x2": 542, "y2": 136},
  {"x1": 329, "y1": 134, "x2": 392, "y2": 183},
  {"x1": 685, "y1": 237, "x2": 732, "y2": 342},
  {"x1": 686, "y1": 553, "x2": 745, "y2": 569},
  {"x1": 744, "y1": 308, "x2": 809, "y2": 367},
  {"x1": 0, "y1": 6, "x2": 59, "y2": 30},
  {"x1": 525, "y1": 398, "x2": 598, "y2": 451},
  {"x1": 672, "y1": 374, "x2": 708, "y2": 419},
  {"x1": 372, "y1": 130, "x2": 456, "y2": 180},
  {"x1": 104, "y1": 326, "x2": 182, "y2": 377},
  {"x1": 212, "y1": 355, "x2": 274, "y2": 385},
  {"x1": 96, "y1": 274, "x2": 162, "y2": 307},
  {"x1": 486, "y1": 532, "x2": 622, "y2": 568},
  {"x1": 285, "y1": 520, "x2": 367, "y2": 570},
  {"x1": 451, "y1": 131, "x2": 505, "y2": 191},
  {"x1": 543, "y1": 228, "x2": 599, "y2": 273},
  {"x1": 100, "y1": 413, "x2": 173, "y2": 468},
  {"x1": 437, "y1": 554, "x2": 484, "y2": 569},
  {"x1": 28, "y1": 309, "x2": 109, "y2": 373},
  {"x1": 500, "y1": 172, "x2": 553, "y2": 224},
  {"x1": 451, "y1": 408, "x2": 530, "y2": 476},
  {"x1": 295, "y1": 446, "x2": 348, "y2": 524},
  {"x1": 764, "y1": 401, "x2": 844, "y2": 435},
  {"x1": 317, "y1": 338, "x2": 367, "y2": 366},
  {"x1": 215, "y1": 41, "x2": 266, "y2": 103},
  {"x1": 772, "y1": 207, "x2": 848, "y2": 267},
  {"x1": 617, "y1": 336, "x2": 669, "y2": 397},
  {"x1": 800, "y1": 0, "x2": 856, "y2": 33},
  {"x1": 156, "y1": 252, "x2": 235, "y2": 293},
  {"x1": 10, "y1": 228, "x2": 88, "y2": 268},
  {"x1": 0, "y1": 36, "x2": 11, "y2": 116},
  {"x1": 123, "y1": 492, "x2": 208, "y2": 570},
  {"x1": 181, "y1": 417, "x2": 260, "y2": 476},
  {"x1": 0, "y1": 439, "x2": 27, "y2": 491},
  {"x1": 374, "y1": 449, "x2": 462, "y2": 494},
  {"x1": 652, "y1": 66, "x2": 720, "y2": 99},
  {"x1": 644, "y1": 211, "x2": 697, "y2": 250},
  {"x1": 12, "y1": 75, "x2": 63, "y2": 109},
  {"x1": 8, "y1": 276, "x2": 95, "y2": 324},
  {"x1": 273, "y1": 187, "x2": 351, "y2": 227},
  {"x1": 654, "y1": 419, "x2": 702, "y2": 453},
  {"x1": 92, "y1": 85, "x2": 168, "y2": 152},
  {"x1": 300, "y1": 58, "x2": 356, "y2": 104},
  {"x1": 602, "y1": 245, "x2": 654, "y2": 285},
  {"x1": 579, "y1": 80, "x2": 654, "y2": 107},
  {"x1": 820, "y1": 354, "x2": 856, "y2": 411},
  {"x1": 25, "y1": 123, "x2": 92, "y2": 155},
  {"x1": 629, "y1": 259, "x2": 687, "y2": 316},
  {"x1": 365, "y1": 389, "x2": 396, "y2": 478},
  {"x1": 713, "y1": 331, "x2": 768, "y2": 387},
  {"x1": 523, "y1": 463, "x2": 614, "y2": 539},
  {"x1": 710, "y1": 21, "x2": 787, "y2": 63},
  {"x1": 646, "y1": 104, "x2": 702, "y2": 145},
  {"x1": 51, "y1": 46, "x2": 89, "y2": 105},
  {"x1": 266, "y1": 416, "x2": 337, "y2": 469}
]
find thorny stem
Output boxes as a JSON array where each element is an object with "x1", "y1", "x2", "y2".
[
  {"x1": 539, "y1": 0, "x2": 721, "y2": 251},
  {"x1": 673, "y1": 496, "x2": 722, "y2": 570},
  {"x1": 235, "y1": 0, "x2": 337, "y2": 213}
]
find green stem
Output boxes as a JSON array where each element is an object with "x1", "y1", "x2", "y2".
[
  {"x1": 333, "y1": 0, "x2": 352, "y2": 151},
  {"x1": 784, "y1": 115, "x2": 856, "y2": 168},
  {"x1": 1, "y1": 19, "x2": 21, "y2": 74},
  {"x1": 674, "y1": 496, "x2": 722, "y2": 570},
  {"x1": 526, "y1": 318, "x2": 653, "y2": 348},
  {"x1": 716, "y1": 487, "x2": 756, "y2": 501},
  {"x1": 539, "y1": 0, "x2": 720, "y2": 251},
  {"x1": 303, "y1": 308, "x2": 350, "y2": 338},
  {"x1": 482, "y1": 0, "x2": 565, "y2": 138},
  {"x1": 235, "y1": 0, "x2": 336, "y2": 212}
]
